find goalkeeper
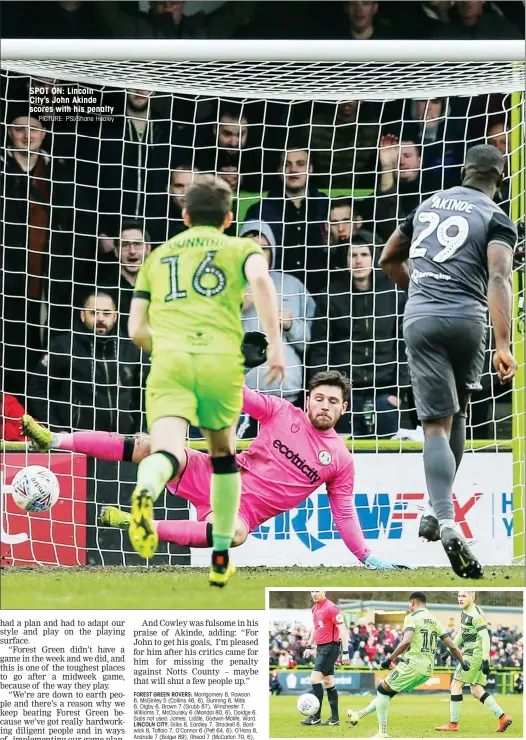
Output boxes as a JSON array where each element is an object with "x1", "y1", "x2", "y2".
[
  {"x1": 127, "y1": 174, "x2": 284, "y2": 586},
  {"x1": 435, "y1": 590, "x2": 512, "y2": 733},
  {"x1": 21, "y1": 370, "x2": 409, "y2": 570}
]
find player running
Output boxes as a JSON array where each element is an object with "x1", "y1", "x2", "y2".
[
  {"x1": 347, "y1": 591, "x2": 471, "y2": 738},
  {"x1": 301, "y1": 590, "x2": 351, "y2": 727},
  {"x1": 128, "y1": 174, "x2": 285, "y2": 586},
  {"x1": 435, "y1": 590, "x2": 512, "y2": 733},
  {"x1": 379, "y1": 145, "x2": 518, "y2": 579},
  {"x1": 20, "y1": 371, "x2": 409, "y2": 570}
]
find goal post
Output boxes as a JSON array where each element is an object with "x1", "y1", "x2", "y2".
[
  {"x1": 510, "y1": 89, "x2": 525, "y2": 564},
  {"x1": 1, "y1": 39, "x2": 524, "y2": 568}
]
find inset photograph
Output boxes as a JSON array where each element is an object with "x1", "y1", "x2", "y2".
[{"x1": 269, "y1": 589, "x2": 523, "y2": 738}]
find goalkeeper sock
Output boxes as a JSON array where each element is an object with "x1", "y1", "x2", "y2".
[
  {"x1": 423, "y1": 435, "x2": 456, "y2": 522},
  {"x1": 210, "y1": 455, "x2": 241, "y2": 552},
  {"x1": 357, "y1": 699, "x2": 377, "y2": 718},
  {"x1": 326, "y1": 686, "x2": 339, "y2": 720},
  {"x1": 480, "y1": 692, "x2": 505, "y2": 718},
  {"x1": 450, "y1": 694, "x2": 463, "y2": 723},
  {"x1": 156, "y1": 520, "x2": 212, "y2": 548},
  {"x1": 449, "y1": 413, "x2": 466, "y2": 474},
  {"x1": 55, "y1": 431, "x2": 126, "y2": 461},
  {"x1": 375, "y1": 691, "x2": 391, "y2": 734},
  {"x1": 136, "y1": 451, "x2": 179, "y2": 503}
]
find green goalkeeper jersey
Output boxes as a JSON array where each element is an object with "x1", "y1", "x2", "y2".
[
  {"x1": 455, "y1": 603, "x2": 487, "y2": 660},
  {"x1": 134, "y1": 225, "x2": 265, "y2": 358},
  {"x1": 402, "y1": 608, "x2": 449, "y2": 676}
]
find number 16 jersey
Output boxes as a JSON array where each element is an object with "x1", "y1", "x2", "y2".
[
  {"x1": 402, "y1": 608, "x2": 449, "y2": 676},
  {"x1": 134, "y1": 225, "x2": 264, "y2": 358},
  {"x1": 399, "y1": 185, "x2": 517, "y2": 324}
]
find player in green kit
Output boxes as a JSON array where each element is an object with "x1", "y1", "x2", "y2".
[
  {"x1": 128, "y1": 174, "x2": 285, "y2": 586},
  {"x1": 348, "y1": 592, "x2": 470, "y2": 738},
  {"x1": 435, "y1": 590, "x2": 512, "y2": 733}
]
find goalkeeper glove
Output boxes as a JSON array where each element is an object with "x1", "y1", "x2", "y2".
[
  {"x1": 461, "y1": 660, "x2": 471, "y2": 671},
  {"x1": 363, "y1": 553, "x2": 414, "y2": 570},
  {"x1": 241, "y1": 331, "x2": 268, "y2": 368},
  {"x1": 482, "y1": 659, "x2": 491, "y2": 676},
  {"x1": 380, "y1": 659, "x2": 392, "y2": 670}
]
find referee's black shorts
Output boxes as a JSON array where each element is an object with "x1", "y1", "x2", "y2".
[{"x1": 314, "y1": 642, "x2": 340, "y2": 676}]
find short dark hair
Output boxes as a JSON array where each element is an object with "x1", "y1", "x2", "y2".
[
  {"x1": 120, "y1": 219, "x2": 151, "y2": 244},
  {"x1": 330, "y1": 197, "x2": 353, "y2": 215},
  {"x1": 464, "y1": 144, "x2": 505, "y2": 184},
  {"x1": 409, "y1": 591, "x2": 427, "y2": 604},
  {"x1": 308, "y1": 370, "x2": 351, "y2": 399},
  {"x1": 82, "y1": 290, "x2": 115, "y2": 309},
  {"x1": 184, "y1": 174, "x2": 232, "y2": 228}
]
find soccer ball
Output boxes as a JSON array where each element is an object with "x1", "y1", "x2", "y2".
[
  {"x1": 297, "y1": 693, "x2": 320, "y2": 717},
  {"x1": 11, "y1": 466, "x2": 60, "y2": 513}
]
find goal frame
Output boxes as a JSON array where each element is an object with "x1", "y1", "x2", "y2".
[{"x1": 1, "y1": 38, "x2": 524, "y2": 563}]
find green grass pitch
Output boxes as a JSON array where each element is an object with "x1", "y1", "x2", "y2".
[
  {"x1": 270, "y1": 693, "x2": 523, "y2": 738},
  {"x1": 0, "y1": 565, "x2": 521, "y2": 609}
]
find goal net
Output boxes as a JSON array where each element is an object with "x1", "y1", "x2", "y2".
[{"x1": 1, "y1": 40, "x2": 524, "y2": 569}]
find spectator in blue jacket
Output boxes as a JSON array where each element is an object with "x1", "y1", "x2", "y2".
[{"x1": 244, "y1": 145, "x2": 330, "y2": 296}]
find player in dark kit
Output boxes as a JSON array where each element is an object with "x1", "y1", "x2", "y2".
[
  {"x1": 301, "y1": 590, "x2": 350, "y2": 727},
  {"x1": 379, "y1": 144, "x2": 518, "y2": 580}
]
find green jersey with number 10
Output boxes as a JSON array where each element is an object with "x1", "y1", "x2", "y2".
[
  {"x1": 134, "y1": 225, "x2": 265, "y2": 358},
  {"x1": 402, "y1": 608, "x2": 449, "y2": 676}
]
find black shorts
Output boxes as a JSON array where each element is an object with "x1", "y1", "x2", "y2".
[
  {"x1": 314, "y1": 643, "x2": 341, "y2": 676},
  {"x1": 403, "y1": 316, "x2": 486, "y2": 421}
]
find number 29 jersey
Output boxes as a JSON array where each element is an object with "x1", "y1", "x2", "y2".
[
  {"x1": 399, "y1": 185, "x2": 517, "y2": 324},
  {"x1": 134, "y1": 225, "x2": 265, "y2": 358},
  {"x1": 402, "y1": 608, "x2": 449, "y2": 676}
]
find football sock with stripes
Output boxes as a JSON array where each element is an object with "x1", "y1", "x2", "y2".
[{"x1": 210, "y1": 455, "x2": 241, "y2": 553}]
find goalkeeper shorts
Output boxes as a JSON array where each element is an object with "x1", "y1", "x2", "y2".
[{"x1": 146, "y1": 350, "x2": 244, "y2": 430}]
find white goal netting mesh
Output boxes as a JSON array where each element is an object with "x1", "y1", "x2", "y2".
[
  {"x1": 0, "y1": 52, "x2": 524, "y2": 568},
  {"x1": 2, "y1": 58, "x2": 524, "y2": 101}
]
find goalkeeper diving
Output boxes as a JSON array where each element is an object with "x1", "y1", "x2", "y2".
[
  {"x1": 127, "y1": 174, "x2": 285, "y2": 586},
  {"x1": 20, "y1": 369, "x2": 410, "y2": 570}
]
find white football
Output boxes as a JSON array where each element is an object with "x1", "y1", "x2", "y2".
[
  {"x1": 11, "y1": 466, "x2": 60, "y2": 513},
  {"x1": 297, "y1": 693, "x2": 320, "y2": 717}
]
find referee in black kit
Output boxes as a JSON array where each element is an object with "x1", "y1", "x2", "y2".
[{"x1": 301, "y1": 590, "x2": 351, "y2": 726}]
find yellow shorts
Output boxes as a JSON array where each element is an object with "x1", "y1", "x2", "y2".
[{"x1": 146, "y1": 351, "x2": 244, "y2": 431}]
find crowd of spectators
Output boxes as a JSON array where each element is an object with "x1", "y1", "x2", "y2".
[
  {"x1": 269, "y1": 619, "x2": 524, "y2": 674},
  {"x1": 1, "y1": 2, "x2": 524, "y2": 42},
  {"x1": 1, "y1": 1, "x2": 522, "y2": 442}
]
